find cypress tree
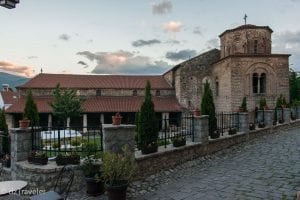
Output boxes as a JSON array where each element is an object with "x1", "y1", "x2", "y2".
[
  {"x1": 241, "y1": 97, "x2": 248, "y2": 112},
  {"x1": 24, "y1": 89, "x2": 39, "y2": 126},
  {"x1": 138, "y1": 81, "x2": 158, "y2": 154},
  {"x1": 0, "y1": 109, "x2": 9, "y2": 154},
  {"x1": 201, "y1": 81, "x2": 217, "y2": 137}
]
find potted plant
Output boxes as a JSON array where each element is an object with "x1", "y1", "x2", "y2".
[
  {"x1": 19, "y1": 89, "x2": 39, "y2": 128},
  {"x1": 55, "y1": 152, "x2": 80, "y2": 166},
  {"x1": 172, "y1": 135, "x2": 186, "y2": 147},
  {"x1": 112, "y1": 113, "x2": 122, "y2": 125},
  {"x1": 258, "y1": 121, "x2": 265, "y2": 128},
  {"x1": 193, "y1": 108, "x2": 201, "y2": 116},
  {"x1": 210, "y1": 130, "x2": 220, "y2": 139},
  {"x1": 101, "y1": 146, "x2": 136, "y2": 200},
  {"x1": 19, "y1": 117, "x2": 30, "y2": 129},
  {"x1": 28, "y1": 151, "x2": 48, "y2": 165},
  {"x1": 81, "y1": 155, "x2": 104, "y2": 196},
  {"x1": 239, "y1": 97, "x2": 248, "y2": 112},
  {"x1": 249, "y1": 123, "x2": 255, "y2": 130},
  {"x1": 1, "y1": 154, "x2": 11, "y2": 168},
  {"x1": 141, "y1": 141, "x2": 158, "y2": 154},
  {"x1": 259, "y1": 97, "x2": 268, "y2": 110},
  {"x1": 228, "y1": 128, "x2": 237, "y2": 135}
]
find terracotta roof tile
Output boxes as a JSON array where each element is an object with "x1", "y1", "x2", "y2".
[
  {"x1": 6, "y1": 96, "x2": 182, "y2": 113},
  {"x1": 0, "y1": 91, "x2": 19, "y2": 105},
  {"x1": 17, "y1": 73, "x2": 172, "y2": 89}
]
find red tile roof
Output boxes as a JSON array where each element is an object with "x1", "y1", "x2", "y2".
[
  {"x1": 0, "y1": 91, "x2": 19, "y2": 105},
  {"x1": 5, "y1": 96, "x2": 182, "y2": 113},
  {"x1": 17, "y1": 73, "x2": 172, "y2": 89}
]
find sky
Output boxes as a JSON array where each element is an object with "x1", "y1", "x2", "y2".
[{"x1": 1, "y1": 0, "x2": 300, "y2": 77}]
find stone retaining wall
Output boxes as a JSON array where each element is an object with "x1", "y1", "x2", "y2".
[{"x1": 135, "y1": 119, "x2": 300, "y2": 179}]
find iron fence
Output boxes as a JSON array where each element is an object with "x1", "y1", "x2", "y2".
[
  {"x1": 136, "y1": 115, "x2": 194, "y2": 149},
  {"x1": 31, "y1": 125, "x2": 103, "y2": 157},
  {"x1": 215, "y1": 112, "x2": 239, "y2": 135}
]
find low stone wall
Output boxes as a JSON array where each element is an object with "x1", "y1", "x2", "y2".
[
  {"x1": 0, "y1": 167, "x2": 11, "y2": 181},
  {"x1": 135, "y1": 119, "x2": 300, "y2": 179},
  {"x1": 13, "y1": 161, "x2": 85, "y2": 192}
]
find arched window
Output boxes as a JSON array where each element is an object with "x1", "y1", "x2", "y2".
[
  {"x1": 260, "y1": 73, "x2": 266, "y2": 93},
  {"x1": 215, "y1": 77, "x2": 219, "y2": 96},
  {"x1": 155, "y1": 90, "x2": 160, "y2": 96},
  {"x1": 252, "y1": 73, "x2": 259, "y2": 94}
]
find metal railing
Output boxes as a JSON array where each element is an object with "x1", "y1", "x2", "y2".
[
  {"x1": 136, "y1": 115, "x2": 194, "y2": 149},
  {"x1": 215, "y1": 112, "x2": 239, "y2": 135},
  {"x1": 31, "y1": 125, "x2": 103, "y2": 157}
]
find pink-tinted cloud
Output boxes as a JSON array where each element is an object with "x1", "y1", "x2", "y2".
[
  {"x1": 163, "y1": 21, "x2": 183, "y2": 33},
  {"x1": 0, "y1": 61, "x2": 35, "y2": 77}
]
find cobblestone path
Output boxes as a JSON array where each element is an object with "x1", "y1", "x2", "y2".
[
  {"x1": 133, "y1": 128, "x2": 300, "y2": 200},
  {"x1": 69, "y1": 127, "x2": 300, "y2": 200}
]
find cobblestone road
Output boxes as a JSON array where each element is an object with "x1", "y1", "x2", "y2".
[
  {"x1": 133, "y1": 128, "x2": 300, "y2": 200},
  {"x1": 69, "y1": 127, "x2": 300, "y2": 200}
]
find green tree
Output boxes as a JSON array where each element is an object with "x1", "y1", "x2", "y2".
[
  {"x1": 23, "y1": 89, "x2": 39, "y2": 126},
  {"x1": 0, "y1": 109, "x2": 9, "y2": 154},
  {"x1": 240, "y1": 97, "x2": 248, "y2": 112},
  {"x1": 138, "y1": 81, "x2": 158, "y2": 153},
  {"x1": 51, "y1": 84, "x2": 84, "y2": 126},
  {"x1": 289, "y1": 69, "x2": 300, "y2": 102},
  {"x1": 201, "y1": 81, "x2": 217, "y2": 137}
]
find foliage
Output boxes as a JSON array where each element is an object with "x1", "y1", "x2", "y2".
[
  {"x1": 50, "y1": 84, "x2": 84, "y2": 126},
  {"x1": 137, "y1": 81, "x2": 158, "y2": 152},
  {"x1": 201, "y1": 81, "x2": 217, "y2": 136},
  {"x1": 240, "y1": 97, "x2": 248, "y2": 112},
  {"x1": 70, "y1": 138, "x2": 82, "y2": 146},
  {"x1": 101, "y1": 145, "x2": 136, "y2": 186},
  {"x1": 81, "y1": 155, "x2": 101, "y2": 178},
  {"x1": 82, "y1": 142, "x2": 99, "y2": 157},
  {"x1": 276, "y1": 94, "x2": 288, "y2": 108},
  {"x1": 291, "y1": 99, "x2": 300, "y2": 108},
  {"x1": 0, "y1": 109, "x2": 9, "y2": 154},
  {"x1": 289, "y1": 69, "x2": 300, "y2": 102},
  {"x1": 259, "y1": 97, "x2": 267, "y2": 110},
  {"x1": 52, "y1": 142, "x2": 59, "y2": 149},
  {"x1": 23, "y1": 89, "x2": 39, "y2": 126}
]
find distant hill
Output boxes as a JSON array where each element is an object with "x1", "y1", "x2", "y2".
[{"x1": 0, "y1": 72, "x2": 28, "y2": 90}]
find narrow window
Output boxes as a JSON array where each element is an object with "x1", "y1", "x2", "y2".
[
  {"x1": 155, "y1": 90, "x2": 160, "y2": 96},
  {"x1": 254, "y1": 40, "x2": 258, "y2": 54},
  {"x1": 260, "y1": 73, "x2": 266, "y2": 93},
  {"x1": 252, "y1": 73, "x2": 259, "y2": 94},
  {"x1": 133, "y1": 90, "x2": 137, "y2": 96},
  {"x1": 96, "y1": 89, "x2": 101, "y2": 96},
  {"x1": 215, "y1": 77, "x2": 219, "y2": 97}
]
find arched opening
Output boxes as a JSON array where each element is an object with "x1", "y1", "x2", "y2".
[{"x1": 252, "y1": 73, "x2": 259, "y2": 94}]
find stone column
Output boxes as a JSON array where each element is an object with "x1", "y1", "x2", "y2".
[
  {"x1": 102, "y1": 124, "x2": 135, "y2": 156},
  {"x1": 66, "y1": 117, "x2": 71, "y2": 127},
  {"x1": 193, "y1": 115, "x2": 209, "y2": 145},
  {"x1": 83, "y1": 114, "x2": 87, "y2": 133},
  {"x1": 161, "y1": 112, "x2": 169, "y2": 130},
  {"x1": 238, "y1": 112, "x2": 249, "y2": 133},
  {"x1": 283, "y1": 108, "x2": 291, "y2": 123},
  {"x1": 100, "y1": 114, "x2": 104, "y2": 124},
  {"x1": 47, "y1": 114, "x2": 52, "y2": 128},
  {"x1": 264, "y1": 110, "x2": 274, "y2": 127},
  {"x1": 10, "y1": 128, "x2": 32, "y2": 180}
]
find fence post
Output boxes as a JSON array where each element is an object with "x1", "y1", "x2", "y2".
[
  {"x1": 10, "y1": 128, "x2": 32, "y2": 180},
  {"x1": 283, "y1": 108, "x2": 291, "y2": 123},
  {"x1": 238, "y1": 112, "x2": 249, "y2": 134},
  {"x1": 193, "y1": 115, "x2": 209, "y2": 144},
  {"x1": 102, "y1": 124, "x2": 136, "y2": 157},
  {"x1": 263, "y1": 110, "x2": 273, "y2": 127}
]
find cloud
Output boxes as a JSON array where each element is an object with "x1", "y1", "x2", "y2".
[
  {"x1": 0, "y1": 61, "x2": 35, "y2": 77},
  {"x1": 165, "y1": 39, "x2": 181, "y2": 45},
  {"x1": 77, "y1": 61, "x2": 89, "y2": 68},
  {"x1": 163, "y1": 21, "x2": 183, "y2": 33},
  {"x1": 132, "y1": 39, "x2": 161, "y2": 47},
  {"x1": 87, "y1": 39, "x2": 93, "y2": 43},
  {"x1": 59, "y1": 34, "x2": 70, "y2": 41},
  {"x1": 165, "y1": 49, "x2": 197, "y2": 61},
  {"x1": 205, "y1": 38, "x2": 219, "y2": 49},
  {"x1": 27, "y1": 56, "x2": 38, "y2": 59},
  {"x1": 77, "y1": 50, "x2": 171, "y2": 74},
  {"x1": 273, "y1": 30, "x2": 300, "y2": 71},
  {"x1": 152, "y1": 0, "x2": 172, "y2": 15},
  {"x1": 193, "y1": 26, "x2": 203, "y2": 35}
]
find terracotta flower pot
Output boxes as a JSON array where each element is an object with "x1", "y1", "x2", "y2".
[
  {"x1": 19, "y1": 119, "x2": 30, "y2": 129},
  {"x1": 193, "y1": 109, "x2": 201, "y2": 116},
  {"x1": 112, "y1": 113, "x2": 122, "y2": 125}
]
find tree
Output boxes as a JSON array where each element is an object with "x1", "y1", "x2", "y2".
[
  {"x1": 0, "y1": 109, "x2": 9, "y2": 154},
  {"x1": 201, "y1": 81, "x2": 217, "y2": 137},
  {"x1": 289, "y1": 69, "x2": 300, "y2": 102},
  {"x1": 51, "y1": 84, "x2": 84, "y2": 126},
  {"x1": 240, "y1": 97, "x2": 248, "y2": 112},
  {"x1": 138, "y1": 81, "x2": 158, "y2": 154},
  {"x1": 23, "y1": 89, "x2": 39, "y2": 126}
]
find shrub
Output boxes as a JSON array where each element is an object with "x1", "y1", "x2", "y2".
[
  {"x1": 23, "y1": 89, "x2": 39, "y2": 126},
  {"x1": 0, "y1": 109, "x2": 9, "y2": 154},
  {"x1": 52, "y1": 142, "x2": 59, "y2": 149},
  {"x1": 240, "y1": 97, "x2": 248, "y2": 112},
  {"x1": 83, "y1": 142, "x2": 99, "y2": 157},
  {"x1": 259, "y1": 97, "x2": 267, "y2": 110},
  {"x1": 70, "y1": 138, "x2": 82, "y2": 146}
]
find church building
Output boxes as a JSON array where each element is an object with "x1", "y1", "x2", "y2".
[{"x1": 1, "y1": 23, "x2": 290, "y2": 128}]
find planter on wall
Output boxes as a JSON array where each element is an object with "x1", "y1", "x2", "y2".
[
  {"x1": 19, "y1": 119, "x2": 30, "y2": 129},
  {"x1": 112, "y1": 113, "x2": 122, "y2": 125}
]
